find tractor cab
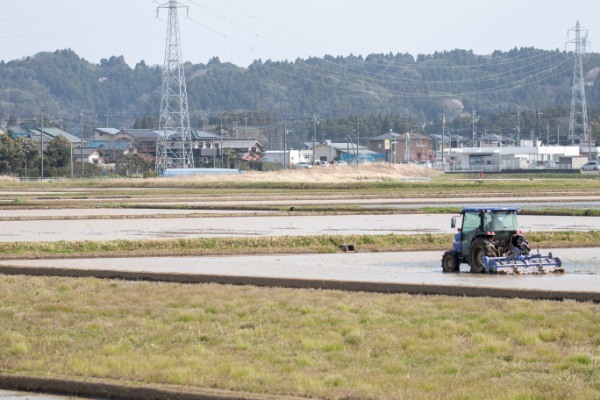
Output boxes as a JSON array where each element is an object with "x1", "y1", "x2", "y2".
[{"x1": 453, "y1": 208, "x2": 522, "y2": 260}]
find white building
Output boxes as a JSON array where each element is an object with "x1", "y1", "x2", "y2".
[
  {"x1": 263, "y1": 149, "x2": 312, "y2": 166},
  {"x1": 440, "y1": 145, "x2": 583, "y2": 171}
]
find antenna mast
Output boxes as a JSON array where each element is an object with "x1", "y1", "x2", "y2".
[
  {"x1": 155, "y1": 0, "x2": 194, "y2": 174},
  {"x1": 567, "y1": 21, "x2": 590, "y2": 155}
]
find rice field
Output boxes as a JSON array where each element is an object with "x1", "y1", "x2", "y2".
[{"x1": 1, "y1": 168, "x2": 599, "y2": 399}]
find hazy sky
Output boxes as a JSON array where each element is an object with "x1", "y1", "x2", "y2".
[{"x1": 1, "y1": 0, "x2": 598, "y2": 67}]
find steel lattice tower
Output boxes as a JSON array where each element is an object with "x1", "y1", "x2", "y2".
[
  {"x1": 155, "y1": 0, "x2": 194, "y2": 174},
  {"x1": 567, "y1": 21, "x2": 590, "y2": 148}
]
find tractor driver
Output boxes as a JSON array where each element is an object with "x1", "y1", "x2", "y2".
[{"x1": 484, "y1": 212, "x2": 503, "y2": 232}]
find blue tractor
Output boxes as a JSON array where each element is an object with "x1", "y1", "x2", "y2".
[{"x1": 442, "y1": 207, "x2": 563, "y2": 274}]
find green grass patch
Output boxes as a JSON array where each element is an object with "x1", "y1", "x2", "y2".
[
  {"x1": 0, "y1": 231, "x2": 597, "y2": 259},
  {"x1": 0, "y1": 276, "x2": 597, "y2": 399}
]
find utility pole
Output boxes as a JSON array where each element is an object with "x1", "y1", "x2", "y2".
[
  {"x1": 516, "y1": 111, "x2": 521, "y2": 146},
  {"x1": 243, "y1": 117, "x2": 248, "y2": 139},
  {"x1": 448, "y1": 129, "x2": 452, "y2": 169},
  {"x1": 404, "y1": 132, "x2": 410, "y2": 163},
  {"x1": 155, "y1": 0, "x2": 194, "y2": 174},
  {"x1": 212, "y1": 138, "x2": 216, "y2": 168},
  {"x1": 471, "y1": 108, "x2": 477, "y2": 147},
  {"x1": 40, "y1": 112, "x2": 44, "y2": 179},
  {"x1": 35, "y1": 112, "x2": 44, "y2": 179},
  {"x1": 441, "y1": 107, "x2": 445, "y2": 163},
  {"x1": 312, "y1": 115, "x2": 318, "y2": 166},
  {"x1": 567, "y1": 21, "x2": 591, "y2": 158},
  {"x1": 104, "y1": 114, "x2": 109, "y2": 128},
  {"x1": 220, "y1": 115, "x2": 224, "y2": 166},
  {"x1": 283, "y1": 114, "x2": 288, "y2": 169},
  {"x1": 346, "y1": 136, "x2": 350, "y2": 164},
  {"x1": 391, "y1": 130, "x2": 396, "y2": 164},
  {"x1": 79, "y1": 113, "x2": 84, "y2": 177},
  {"x1": 356, "y1": 116, "x2": 360, "y2": 165}
]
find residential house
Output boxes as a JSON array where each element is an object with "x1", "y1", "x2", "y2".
[
  {"x1": 72, "y1": 148, "x2": 103, "y2": 166},
  {"x1": 222, "y1": 139, "x2": 263, "y2": 162},
  {"x1": 191, "y1": 130, "x2": 220, "y2": 165},
  {"x1": 120, "y1": 129, "x2": 159, "y2": 158},
  {"x1": 313, "y1": 141, "x2": 382, "y2": 164},
  {"x1": 86, "y1": 140, "x2": 137, "y2": 158},
  {"x1": 367, "y1": 131, "x2": 433, "y2": 162},
  {"x1": 19, "y1": 127, "x2": 82, "y2": 152}
]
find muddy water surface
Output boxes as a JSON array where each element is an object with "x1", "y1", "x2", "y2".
[
  {"x1": 2, "y1": 214, "x2": 600, "y2": 242},
  {"x1": 1, "y1": 248, "x2": 598, "y2": 292}
]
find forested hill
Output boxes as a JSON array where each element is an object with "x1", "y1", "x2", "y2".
[{"x1": 1, "y1": 48, "x2": 599, "y2": 130}]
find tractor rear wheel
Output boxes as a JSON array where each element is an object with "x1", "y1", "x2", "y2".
[
  {"x1": 441, "y1": 250, "x2": 460, "y2": 272},
  {"x1": 469, "y1": 238, "x2": 497, "y2": 273}
]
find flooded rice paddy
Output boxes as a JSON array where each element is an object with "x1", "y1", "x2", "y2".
[
  {"x1": 0, "y1": 248, "x2": 598, "y2": 293},
  {"x1": 1, "y1": 213, "x2": 599, "y2": 242}
]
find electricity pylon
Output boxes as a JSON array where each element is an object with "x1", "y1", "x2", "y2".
[
  {"x1": 566, "y1": 21, "x2": 590, "y2": 150},
  {"x1": 155, "y1": 0, "x2": 194, "y2": 174}
]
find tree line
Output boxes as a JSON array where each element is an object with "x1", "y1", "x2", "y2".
[
  {"x1": 1, "y1": 47, "x2": 599, "y2": 158},
  {"x1": 1, "y1": 48, "x2": 599, "y2": 132}
]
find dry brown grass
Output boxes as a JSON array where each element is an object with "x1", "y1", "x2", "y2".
[{"x1": 180, "y1": 163, "x2": 441, "y2": 184}]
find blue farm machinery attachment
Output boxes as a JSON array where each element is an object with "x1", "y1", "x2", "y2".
[{"x1": 483, "y1": 251, "x2": 565, "y2": 275}]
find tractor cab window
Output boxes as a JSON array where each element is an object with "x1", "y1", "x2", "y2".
[
  {"x1": 484, "y1": 211, "x2": 517, "y2": 232},
  {"x1": 462, "y1": 212, "x2": 480, "y2": 233}
]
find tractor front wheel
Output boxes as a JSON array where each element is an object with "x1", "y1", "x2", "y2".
[
  {"x1": 469, "y1": 238, "x2": 497, "y2": 273},
  {"x1": 441, "y1": 250, "x2": 460, "y2": 272}
]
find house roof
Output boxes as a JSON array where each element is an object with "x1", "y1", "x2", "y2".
[
  {"x1": 10, "y1": 132, "x2": 31, "y2": 139},
  {"x1": 318, "y1": 142, "x2": 367, "y2": 150},
  {"x1": 316, "y1": 142, "x2": 378, "y2": 155},
  {"x1": 452, "y1": 135, "x2": 471, "y2": 143},
  {"x1": 87, "y1": 140, "x2": 134, "y2": 150},
  {"x1": 121, "y1": 129, "x2": 159, "y2": 140},
  {"x1": 29, "y1": 128, "x2": 81, "y2": 143},
  {"x1": 29, "y1": 127, "x2": 80, "y2": 143},
  {"x1": 369, "y1": 131, "x2": 430, "y2": 141},
  {"x1": 431, "y1": 133, "x2": 470, "y2": 142},
  {"x1": 95, "y1": 128, "x2": 121, "y2": 135},
  {"x1": 480, "y1": 133, "x2": 514, "y2": 142},
  {"x1": 192, "y1": 130, "x2": 219, "y2": 140},
  {"x1": 429, "y1": 134, "x2": 451, "y2": 143},
  {"x1": 222, "y1": 139, "x2": 261, "y2": 150},
  {"x1": 73, "y1": 148, "x2": 101, "y2": 157}
]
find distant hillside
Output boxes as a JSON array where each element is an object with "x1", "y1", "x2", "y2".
[{"x1": 0, "y1": 48, "x2": 599, "y2": 133}]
